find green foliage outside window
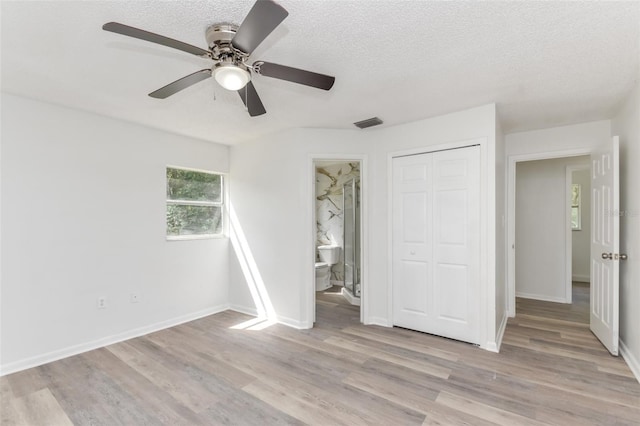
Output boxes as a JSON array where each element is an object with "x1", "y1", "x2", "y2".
[
  {"x1": 166, "y1": 168, "x2": 223, "y2": 237},
  {"x1": 167, "y1": 169, "x2": 221, "y2": 202},
  {"x1": 571, "y1": 183, "x2": 581, "y2": 231}
]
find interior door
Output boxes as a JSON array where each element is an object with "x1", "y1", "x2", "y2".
[
  {"x1": 392, "y1": 146, "x2": 480, "y2": 344},
  {"x1": 590, "y1": 136, "x2": 620, "y2": 356}
]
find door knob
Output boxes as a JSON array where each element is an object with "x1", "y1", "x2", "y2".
[
  {"x1": 602, "y1": 253, "x2": 613, "y2": 260},
  {"x1": 620, "y1": 253, "x2": 628, "y2": 260}
]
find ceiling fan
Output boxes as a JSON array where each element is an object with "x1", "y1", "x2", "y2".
[{"x1": 102, "y1": 0, "x2": 335, "y2": 117}]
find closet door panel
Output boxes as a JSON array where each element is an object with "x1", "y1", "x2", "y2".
[
  {"x1": 392, "y1": 146, "x2": 480, "y2": 344},
  {"x1": 392, "y1": 154, "x2": 433, "y2": 328}
]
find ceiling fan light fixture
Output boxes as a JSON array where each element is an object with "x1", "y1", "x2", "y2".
[{"x1": 213, "y1": 63, "x2": 250, "y2": 91}]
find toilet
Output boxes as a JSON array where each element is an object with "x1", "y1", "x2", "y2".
[{"x1": 315, "y1": 245, "x2": 340, "y2": 291}]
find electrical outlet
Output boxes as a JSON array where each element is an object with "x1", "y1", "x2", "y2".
[
  {"x1": 97, "y1": 297, "x2": 107, "y2": 309},
  {"x1": 130, "y1": 293, "x2": 140, "y2": 303}
]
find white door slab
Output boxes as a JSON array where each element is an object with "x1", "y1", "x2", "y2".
[
  {"x1": 392, "y1": 153, "x2": 433, "y2": 329},
  {"x1": 590, "y1": 136, "x2": 620, "y2": 356},
  {"x1": 392, "y1": 146, "x2": 480, "y2": 344}
]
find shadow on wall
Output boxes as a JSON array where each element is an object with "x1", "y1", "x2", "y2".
[{"x1": 229, "y1": 204, "x2": 276, "y2": 330}]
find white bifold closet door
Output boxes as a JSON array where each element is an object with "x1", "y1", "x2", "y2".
[{"x1": 392, "y1": 145, "x2": 480, "y2": 345}]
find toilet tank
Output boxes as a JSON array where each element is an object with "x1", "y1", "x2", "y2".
[{"x1": 318, "y1": 245, "x2": 340, "y2": 265}]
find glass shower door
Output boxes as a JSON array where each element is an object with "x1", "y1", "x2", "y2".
[{"x1": 343, "y1": 178, "x2": 360, "y2": 297}]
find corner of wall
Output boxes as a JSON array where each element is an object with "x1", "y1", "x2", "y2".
[
  {"x1": 494, "y1": 310, "x2": 509, "y2": 352},
  {"x1": 277, "y1": 315, "x2": 312, "y2": 330},
  {"x1": 495, "y1": 106, "x2": 508, "y2": 338},
  {"x1": 482, "y1": 339, "x2": 500, "y2": 353},
  {"x1": 620, "y1": 339, "x2": 640, "y2": 384}
]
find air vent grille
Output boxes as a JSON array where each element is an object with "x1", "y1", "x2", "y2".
[{"x1": 353, "y1": 117, "x2": 383, "y2": 129}]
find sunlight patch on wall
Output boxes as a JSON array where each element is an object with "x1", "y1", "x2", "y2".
[{"x1": 229, "y1": 203, "x2": 277, "y2": 329}]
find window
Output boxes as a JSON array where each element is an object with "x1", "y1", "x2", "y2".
[
  {"x1": 571, "y1": 183, "x2": 581, "y2": 230},
  {"x1": 166, "y1": 167, "x2": 224, "y2": 239}
]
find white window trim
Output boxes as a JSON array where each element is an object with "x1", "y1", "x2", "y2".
[
  {"x1": 166, "y1": 233, "x2": 227, "y2": 241},
  {"x1": 166, "y1": 166, "x2": 226, "y2": 241},
  {"x1": 166, "y1": 199, "x2": 222, "y2": 207}
]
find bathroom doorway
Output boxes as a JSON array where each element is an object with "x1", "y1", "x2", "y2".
[{"x1": 313, "y1": 159, "x2": 363, "y2": 323}]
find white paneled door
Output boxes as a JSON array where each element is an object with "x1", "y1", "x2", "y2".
[
  {"x1": 590, "y1": 136, "x2": 620, "y2": 356},
  {"x1": 392, "y1": 146, "x2": 480, "y2": 344}
]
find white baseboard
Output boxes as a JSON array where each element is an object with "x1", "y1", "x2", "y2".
[
  {"x1": 494, "y1": 312, "x2": 509, "y2": 353},
  {"x1": 0, "y1": 304, "x2": 229, "y2": 377},
  {"x1": 515, "y1": 292, "x2": 569, "y2": 304},
  {"x1": 330, "y1": 280, "x2": 344, "y2": 287},
  {"x1": 228, "y1": 304, "x2": 258, "y2": 317},
  {"x1": 620, "y1": 339, "x2": 640, "y2": 384},
  {"x1": 341, "y1": 288, "x2": 361, "y2": 306},
  {"x1": 277, "y1": 314, "x2": 310, "y2": 330},
  {"x1": 228, "y1": 304, "x2": 310, "y2": 330},
  {"x1": 482, "y1": 341, "x2": 499, "y2": 353},
  {"x1": 365, "y1": 316, "x2": 392, "y2": 327},
  {"x1": 572, "y1": 274, "x2": 590, "y2": 283}
]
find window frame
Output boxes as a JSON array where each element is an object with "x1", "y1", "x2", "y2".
[
  {"x1": 571, "y1": 183, "x2": 581, "y2": 231},
  {"x1": 165, "y1": 165, "x2": 227, "y2": 241}
]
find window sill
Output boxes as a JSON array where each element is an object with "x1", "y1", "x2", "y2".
[{"x1": 166, "y1": 234, "x2": 226, "y2": 241}]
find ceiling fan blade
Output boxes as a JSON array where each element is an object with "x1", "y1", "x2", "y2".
[
  {"x1": 148, "y1": 69, "x2": 212, "y2": 99},
  {"x1": 254, "y1": 61, "x2": 335, "y2": 90},
  {"x1": 231, "y1": 0, "x2": 288, "y2": 54},
  {"x1": 238, "y1": 81, "x2": 266, "y2": 117},
  {"x1": 103, "y1": 22, "x2": 211, "y2": 58}
]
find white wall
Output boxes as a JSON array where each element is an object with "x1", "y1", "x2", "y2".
[
  {"x1": 571, "y1": 168, "x2": 591, "y2": 282},
  {"x1": 515, "y1": 156, "x2": 589, "y2": 302},
  {"x1": 612, "y1": 79, "x2": 640, "y2": 382},
  {"x1": 0, "y1": 94, "x2": 230, "y2": 375},
  {"x1": 229, "y1": 104, "x2": 500, "y2": 350},
  {"x1": 506, "y1": 120, "x2": 611, "y2": 156},
  {"x1": 495, "y1": 118, "x2": 507, "y2": 344},
  {"x1": 228, "y1": 128, "x2": 371, "y2": 327},
  {"x1": 367, "y1": 103, "x2": 499, "y2": 349}
]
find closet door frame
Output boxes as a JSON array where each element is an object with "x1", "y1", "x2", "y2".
[
  {"x1": 387, "y1": 137, "x2": 495, "y2": 351},
  {"x1": 392, "y1": 146, "x2": 480, "y2": 344}
]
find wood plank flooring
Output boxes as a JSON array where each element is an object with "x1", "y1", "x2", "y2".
[{"x1": 2, "y1": 283, "x2": 639, "y2": 425}]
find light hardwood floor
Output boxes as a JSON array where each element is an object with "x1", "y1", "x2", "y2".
[{"x1": 2, "y1": 283, "x2": 639, "y2": 425}]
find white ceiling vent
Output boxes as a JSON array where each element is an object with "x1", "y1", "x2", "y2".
[{"x1": 354, "y1": 117, "x2": 383, "y2": 129}]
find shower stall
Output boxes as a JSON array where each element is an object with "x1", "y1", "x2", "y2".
[{"x1": 343, "y1": 178, "x2": 361, "y2": 298}]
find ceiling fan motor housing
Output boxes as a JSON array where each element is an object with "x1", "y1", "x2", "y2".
[
  {"x1": 206, "y1": 23, "x2": 246, "y2": 61},
  {"x1": 206, "y1": 23, "x2": 251, "y2": 90}
]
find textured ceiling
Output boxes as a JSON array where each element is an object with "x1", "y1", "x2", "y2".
[{"x1": 1, "y1": 1, "x2": 638, "y2": 145}]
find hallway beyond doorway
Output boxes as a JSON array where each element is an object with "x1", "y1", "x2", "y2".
[{"x1": 515, "y1": 281, "x2": 589, "y2": 323}]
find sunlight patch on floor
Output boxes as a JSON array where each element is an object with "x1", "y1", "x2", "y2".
[{"x1": 229, "y1": 317, "x2": 276, "y2": 331}]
